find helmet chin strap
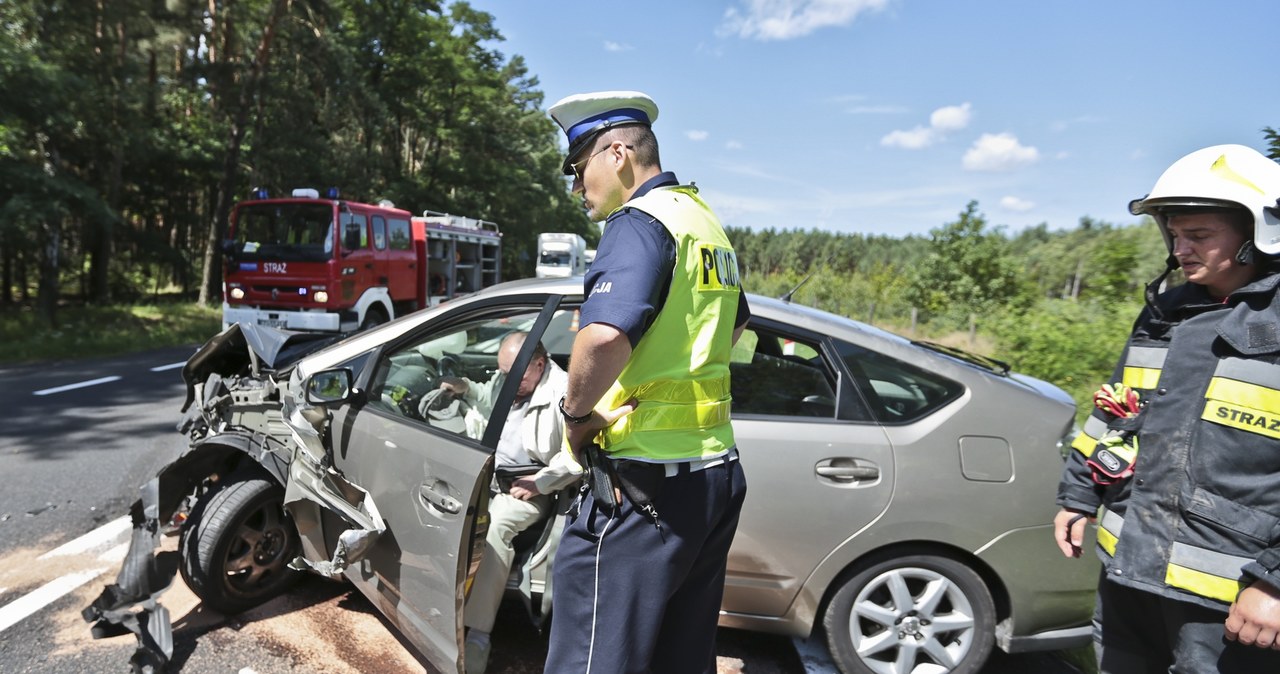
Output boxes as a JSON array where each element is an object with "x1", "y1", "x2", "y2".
[
  {"x1": 1236, "y1": 240, "x2": 1256, "y2": 266},
  {"x1": 1143, "y1": 254, "x2": 1180, "y2": 324}
]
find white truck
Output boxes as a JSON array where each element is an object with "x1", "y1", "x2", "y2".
[{"x1": 535, "y1": 232, "x2": 588, "y2": 277}]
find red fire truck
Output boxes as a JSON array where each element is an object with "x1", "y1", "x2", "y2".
[{"x1": 221, "y1": 188, "x2": 502, "y2": 332}]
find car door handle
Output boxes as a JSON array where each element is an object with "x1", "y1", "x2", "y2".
[
  {"x1": 815, "y1": 463, "x2": 879, "y2": 481},
  {"x1": 419, "y1": 484, "x2": 462, "y2": 514}
]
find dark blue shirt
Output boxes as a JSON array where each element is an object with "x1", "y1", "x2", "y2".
[{"x1": 580, "y1": 172, "x2": 750, "y2": 347}]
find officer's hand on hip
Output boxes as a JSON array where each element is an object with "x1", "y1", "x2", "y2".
[
  {"x1": 564, "y1": 399, "x2": 637, "y2": 461},
  {"x1": 1226, "y1": 580, "x2": 1280, "y2": 649}
]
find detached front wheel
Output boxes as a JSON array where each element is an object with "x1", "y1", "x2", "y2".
[
  {"x1": 823, "y1": 553, "x2": 996, "y2": 674},
  {"x1": 180, "y1": 472, "x2": 300, "y2": 615}
]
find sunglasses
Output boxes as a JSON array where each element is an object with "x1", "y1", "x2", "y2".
[{"x1": 569, "y1": 142, "x2": 634, "y2": 181}]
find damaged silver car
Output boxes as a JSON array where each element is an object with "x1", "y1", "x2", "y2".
[{"x1": 85, "y1": 277, "x2": 1098, "y2": 674}]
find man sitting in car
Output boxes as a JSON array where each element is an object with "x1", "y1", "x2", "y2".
[{"x1": 437, "y1": 331, "x2": 579, "y2": 674}]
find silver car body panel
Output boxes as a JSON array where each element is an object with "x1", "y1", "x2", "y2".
[
  {"x1": 280, "y1": 396, "x2": 388, "y2": 578},
  {"x1": 88, "y1": 276, "x2": 1097, "y2": 672}
]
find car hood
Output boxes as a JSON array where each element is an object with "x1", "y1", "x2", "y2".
[{"x1": 181, "y1": 322, "x2": 342, "y2": 412}]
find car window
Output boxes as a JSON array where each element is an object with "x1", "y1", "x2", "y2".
[
  {"x1": 730, "y1": 326, "x2": 858, "y2": 420},
  {"x1": 366, "y1": 311, "x2": 541, "y2": 439},
  {"x1": 833, "y1": 339, "x2": 964, "y2": 423}
]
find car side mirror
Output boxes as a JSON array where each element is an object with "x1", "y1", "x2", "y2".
[{"x1": 306, "y1": 368, "x2": 358, "y2": 405}]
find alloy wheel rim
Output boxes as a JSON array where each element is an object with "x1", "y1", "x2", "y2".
[
  {"x1": 847, "y1": 566, "x2": 977, "y2": 674},
  {"x1": 224, "y1": 501, "x2": 290, "y2": 592}
]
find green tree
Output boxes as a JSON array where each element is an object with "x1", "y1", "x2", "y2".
[{"x1": 905, "y1": 201, "x2": 1030, "y2": 326}]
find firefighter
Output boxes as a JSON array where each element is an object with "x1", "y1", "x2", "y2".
[
  {"x1": 1055, "y1": 144, "x2": 1280, "y2": 671},
  {"x1": 543, "y1": 90, "x2": 750, "y2": 673}
]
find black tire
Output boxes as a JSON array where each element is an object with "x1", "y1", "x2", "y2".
[
  {"x1": 180, "y1": 473, "x2": 299, "y2": 614},
  {"x1": 822, "y1": 553, "x2": 996, "y2": 674},
  {"x1": 360, "y1": 307, "x2": 388, "y2": 331}
]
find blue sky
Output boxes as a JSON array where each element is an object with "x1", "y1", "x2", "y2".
[{"x1": 467, "y1": 0, "x2": 1279, "y2": 237}]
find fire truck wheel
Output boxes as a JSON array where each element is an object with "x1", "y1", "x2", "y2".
[
  {"x1": 180, "y1": 469, "x2": 300, "y2": 615},
  {"x1": 360, "y1": 307, "x2": 388, "y2": 330}
]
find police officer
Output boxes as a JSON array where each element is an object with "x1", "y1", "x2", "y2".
[
  {"x1": 543, "y1": 90, "x2": 750, "y2": 674},
  {"x1": 1055, "y1": 144, "x2": 1280, "y2": 671}
]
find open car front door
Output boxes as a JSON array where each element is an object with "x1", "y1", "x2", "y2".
[{"x1": 283, "y1": 295, "x2": 564, "y2": 673}]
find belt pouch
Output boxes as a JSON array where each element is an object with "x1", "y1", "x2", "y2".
[
  {"x1": 613, "y1": 461, "x2": 665, "y2": 509},
  {"x1": 582, "y1": 443, "x2": 620, "y2": 508}
]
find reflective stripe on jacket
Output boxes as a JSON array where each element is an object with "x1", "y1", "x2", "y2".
[
  {"x1": 1058, "y1": 275, "x2": 1280, "y2": 610},
  {"x1": 596, "y1": 185, "x2": 741, "y2": 460}
]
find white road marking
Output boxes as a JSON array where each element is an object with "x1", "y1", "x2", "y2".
[
  {"x1": 33, "y1": 376, "x2": 123, "y2": 396},
  {"x1": 150, "y1": 361, "x2": 186, "y2": 372},
  {"x1": 0, "y1": 519, "x2": 132, "y2": 633},
  {"x1": 0, "y1": 567, "x2": 108, "y2": 633},
  {"x1": 97, "y1": 542, "x2": 129, "y2": 563},
  {"x1": 39, "y1": 516, "x2": 131, "y2": 559}
]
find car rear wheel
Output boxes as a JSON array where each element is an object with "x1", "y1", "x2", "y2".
[
  {"x1": 180, "y1": 471, "x2": 300, "y2": 614},
  {"x1": 823, "y1": 553, "x2": 995, "y2": 674}
]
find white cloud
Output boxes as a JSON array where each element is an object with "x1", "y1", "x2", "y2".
[
  {"x1": 604, "y1": 41, "x2": 633, "y2": 52},
  {"x1": 881, "y1": 126, "x2": 934, "y2": 149},
  {"x1": 929, "y1": 102, "x2": 972, "y2": 131},
  {"x1": 962, "y1": 133, "x2": 1039, "y2": 171},
  {"x1": 881, "y1": 102, "x2": 971, "y2": 149},
  {"x1": 718, "y1": 0, "x2": 890, "y2": 41},
  {"x1": 686, "y1": 130, "x2": 710, "y2": 142},
  {"x1": 1000, "y1": 196, "x2": 1035, "y2": 211},
  {"x1": 725, "y1": 140, "x2": 744, "y2": 150}
]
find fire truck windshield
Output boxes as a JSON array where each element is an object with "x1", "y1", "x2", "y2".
[{"x1": 233, "y1": 203, "x2": 335, "y2": 262}]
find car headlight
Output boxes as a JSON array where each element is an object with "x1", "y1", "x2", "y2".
[
  {"x1": 229, "y1": 287, "x2": 245, "y2": 300},
  {"x1": 314, "y1": 290, "x2": 329, "y2": 303}
]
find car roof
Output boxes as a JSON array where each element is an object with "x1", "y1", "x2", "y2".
[{"x1": 296, "y1": 275, "x2": 1069, "y2": 407}]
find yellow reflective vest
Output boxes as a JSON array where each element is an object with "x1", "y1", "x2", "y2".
[{"x1": 594, "y1": 185, "x2": 742, "y2": 460}]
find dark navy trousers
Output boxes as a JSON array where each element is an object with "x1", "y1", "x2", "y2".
[
  {"x1": 1094, "y1": 574, "x2": 1280, "y2": 673},
  {"x1": 544, "y1": 458, "x2": 747, "y2": 674}
]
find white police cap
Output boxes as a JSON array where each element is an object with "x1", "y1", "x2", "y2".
[{"x1": 549, "y1": 91, "x2": 658, "y2": 174}]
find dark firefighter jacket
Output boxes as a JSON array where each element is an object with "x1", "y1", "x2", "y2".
[{"x1": 1058, "y1": 272, "x2": 1280, "y2": 611}]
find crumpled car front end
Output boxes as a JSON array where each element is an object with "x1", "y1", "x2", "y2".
[{"x1": 82, "y1": 323, "x2": 384, "y2": 673}]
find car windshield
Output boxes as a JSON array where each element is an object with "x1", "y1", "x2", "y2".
[{"x1": 233, "y1": 202, "x2": 335, "y2": 262}]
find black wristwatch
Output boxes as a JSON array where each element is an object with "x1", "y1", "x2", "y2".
[{"x1": 559, "y1": 396, "x2": 594, "y2": 425}]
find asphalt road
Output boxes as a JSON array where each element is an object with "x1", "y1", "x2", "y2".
[{"x1": 0, "y1": 347, "x2": 1087, "y2": 673}]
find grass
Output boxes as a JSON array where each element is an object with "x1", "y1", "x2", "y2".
[{"x1": 0, "y1": 302, "x2": 222, "y2": 366}]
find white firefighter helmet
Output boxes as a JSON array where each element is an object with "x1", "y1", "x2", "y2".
[{"x1": 1129, "y1": 144, "x2": 1280, "y2": 255}]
